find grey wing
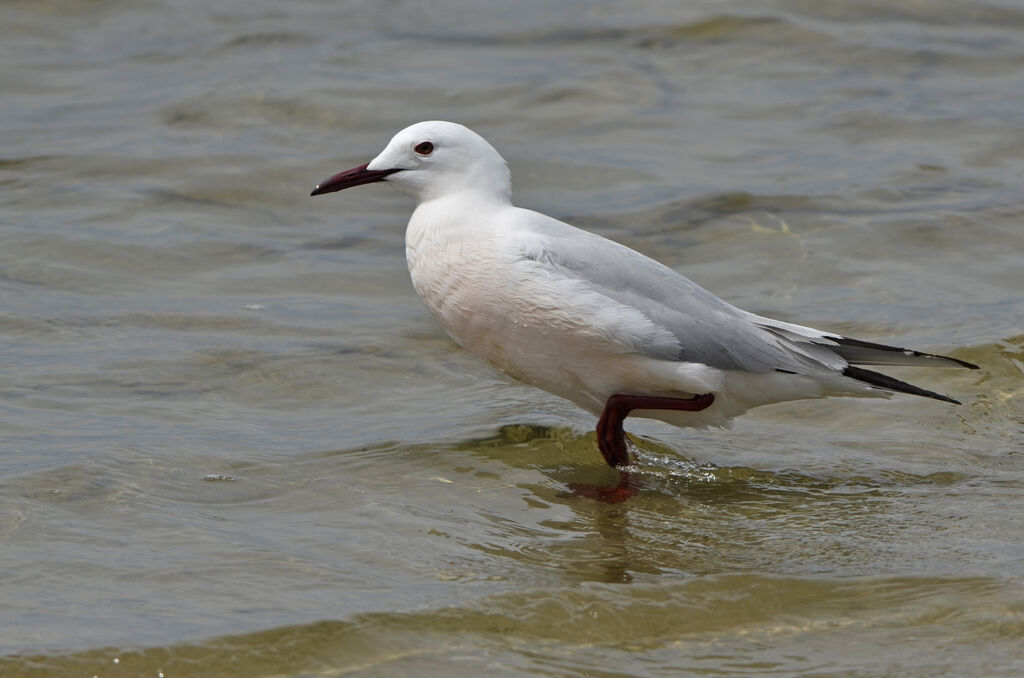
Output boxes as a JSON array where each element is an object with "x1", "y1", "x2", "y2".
[{"x1": 507, "y1": 213, "x2": 848, "y2": 376}]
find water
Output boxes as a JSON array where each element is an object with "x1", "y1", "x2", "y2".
[{"x1": 1, "y1": 0, "x2": 1022, "y2": 676}]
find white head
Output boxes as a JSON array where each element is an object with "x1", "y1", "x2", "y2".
[{"x1": 311, "y1": 121, "x2": 512, "y2": 203}]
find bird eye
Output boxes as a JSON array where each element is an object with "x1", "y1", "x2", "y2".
[{"x1": 414, "y1": 141, "x2": 434, "y2": 156}]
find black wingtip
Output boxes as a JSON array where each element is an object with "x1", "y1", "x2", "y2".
[
  {"x1": 843, "y1": 365, "x2": 962, "y2": 404},
  {"x1": 831, "y1": 336, "x2": 980, "y2": 370}
]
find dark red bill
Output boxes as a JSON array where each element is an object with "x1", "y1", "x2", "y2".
[{"x1": 310, "y1": 163, "x2": 400, "y2": 196}]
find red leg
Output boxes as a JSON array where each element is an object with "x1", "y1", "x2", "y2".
[
  {"x1": 596, "y1": 393, "x2": 715, "y2": 468},
  {"x1": 567, "y1": 393, "x2": 715, "y2": 503}
]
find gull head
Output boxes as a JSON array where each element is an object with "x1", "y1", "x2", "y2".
[{"x1": 311, "y1": 121, "x2": 511, "y2": 203}]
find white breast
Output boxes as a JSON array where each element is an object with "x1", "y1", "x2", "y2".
[{"x1": 405, "y1": 197, "x2": 520, "y2": 371}]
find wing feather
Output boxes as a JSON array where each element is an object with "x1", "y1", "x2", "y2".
[{"x1": 501, "y1": 210, "x2": 845, "y2": 375}]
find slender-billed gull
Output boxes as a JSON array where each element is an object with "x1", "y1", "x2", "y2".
[{"x1": 311, "y1": 121, "x2": 977, "y2": 475}]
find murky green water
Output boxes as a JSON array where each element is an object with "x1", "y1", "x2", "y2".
[{"x1": 1, "y1": 1, "x2": 1022, "y2": 676}]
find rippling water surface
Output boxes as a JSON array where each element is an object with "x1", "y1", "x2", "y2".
[{"x1": 1, "y1": 1, "x2": 1022, "y2": 676}]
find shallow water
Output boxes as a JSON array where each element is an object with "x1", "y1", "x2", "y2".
[{"x1": 1, "y1": 0, "x2": 1022, "y2": 676}]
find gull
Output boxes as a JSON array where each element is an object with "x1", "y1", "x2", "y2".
[{"x1": 311, "y1": 121, "x2": 978, "y2": 475}]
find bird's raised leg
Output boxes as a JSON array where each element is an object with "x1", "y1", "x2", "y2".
[
  {"x1": 597, "y1": 393, "x2": 715, "y2": 467},
  {"x1": 570, "y1": 393, "x2": 715, "y2": 503}
]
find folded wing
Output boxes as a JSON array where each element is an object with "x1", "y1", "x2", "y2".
[{"x1": 502, "y1": 209, "x2": 976, "y2": 402}]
